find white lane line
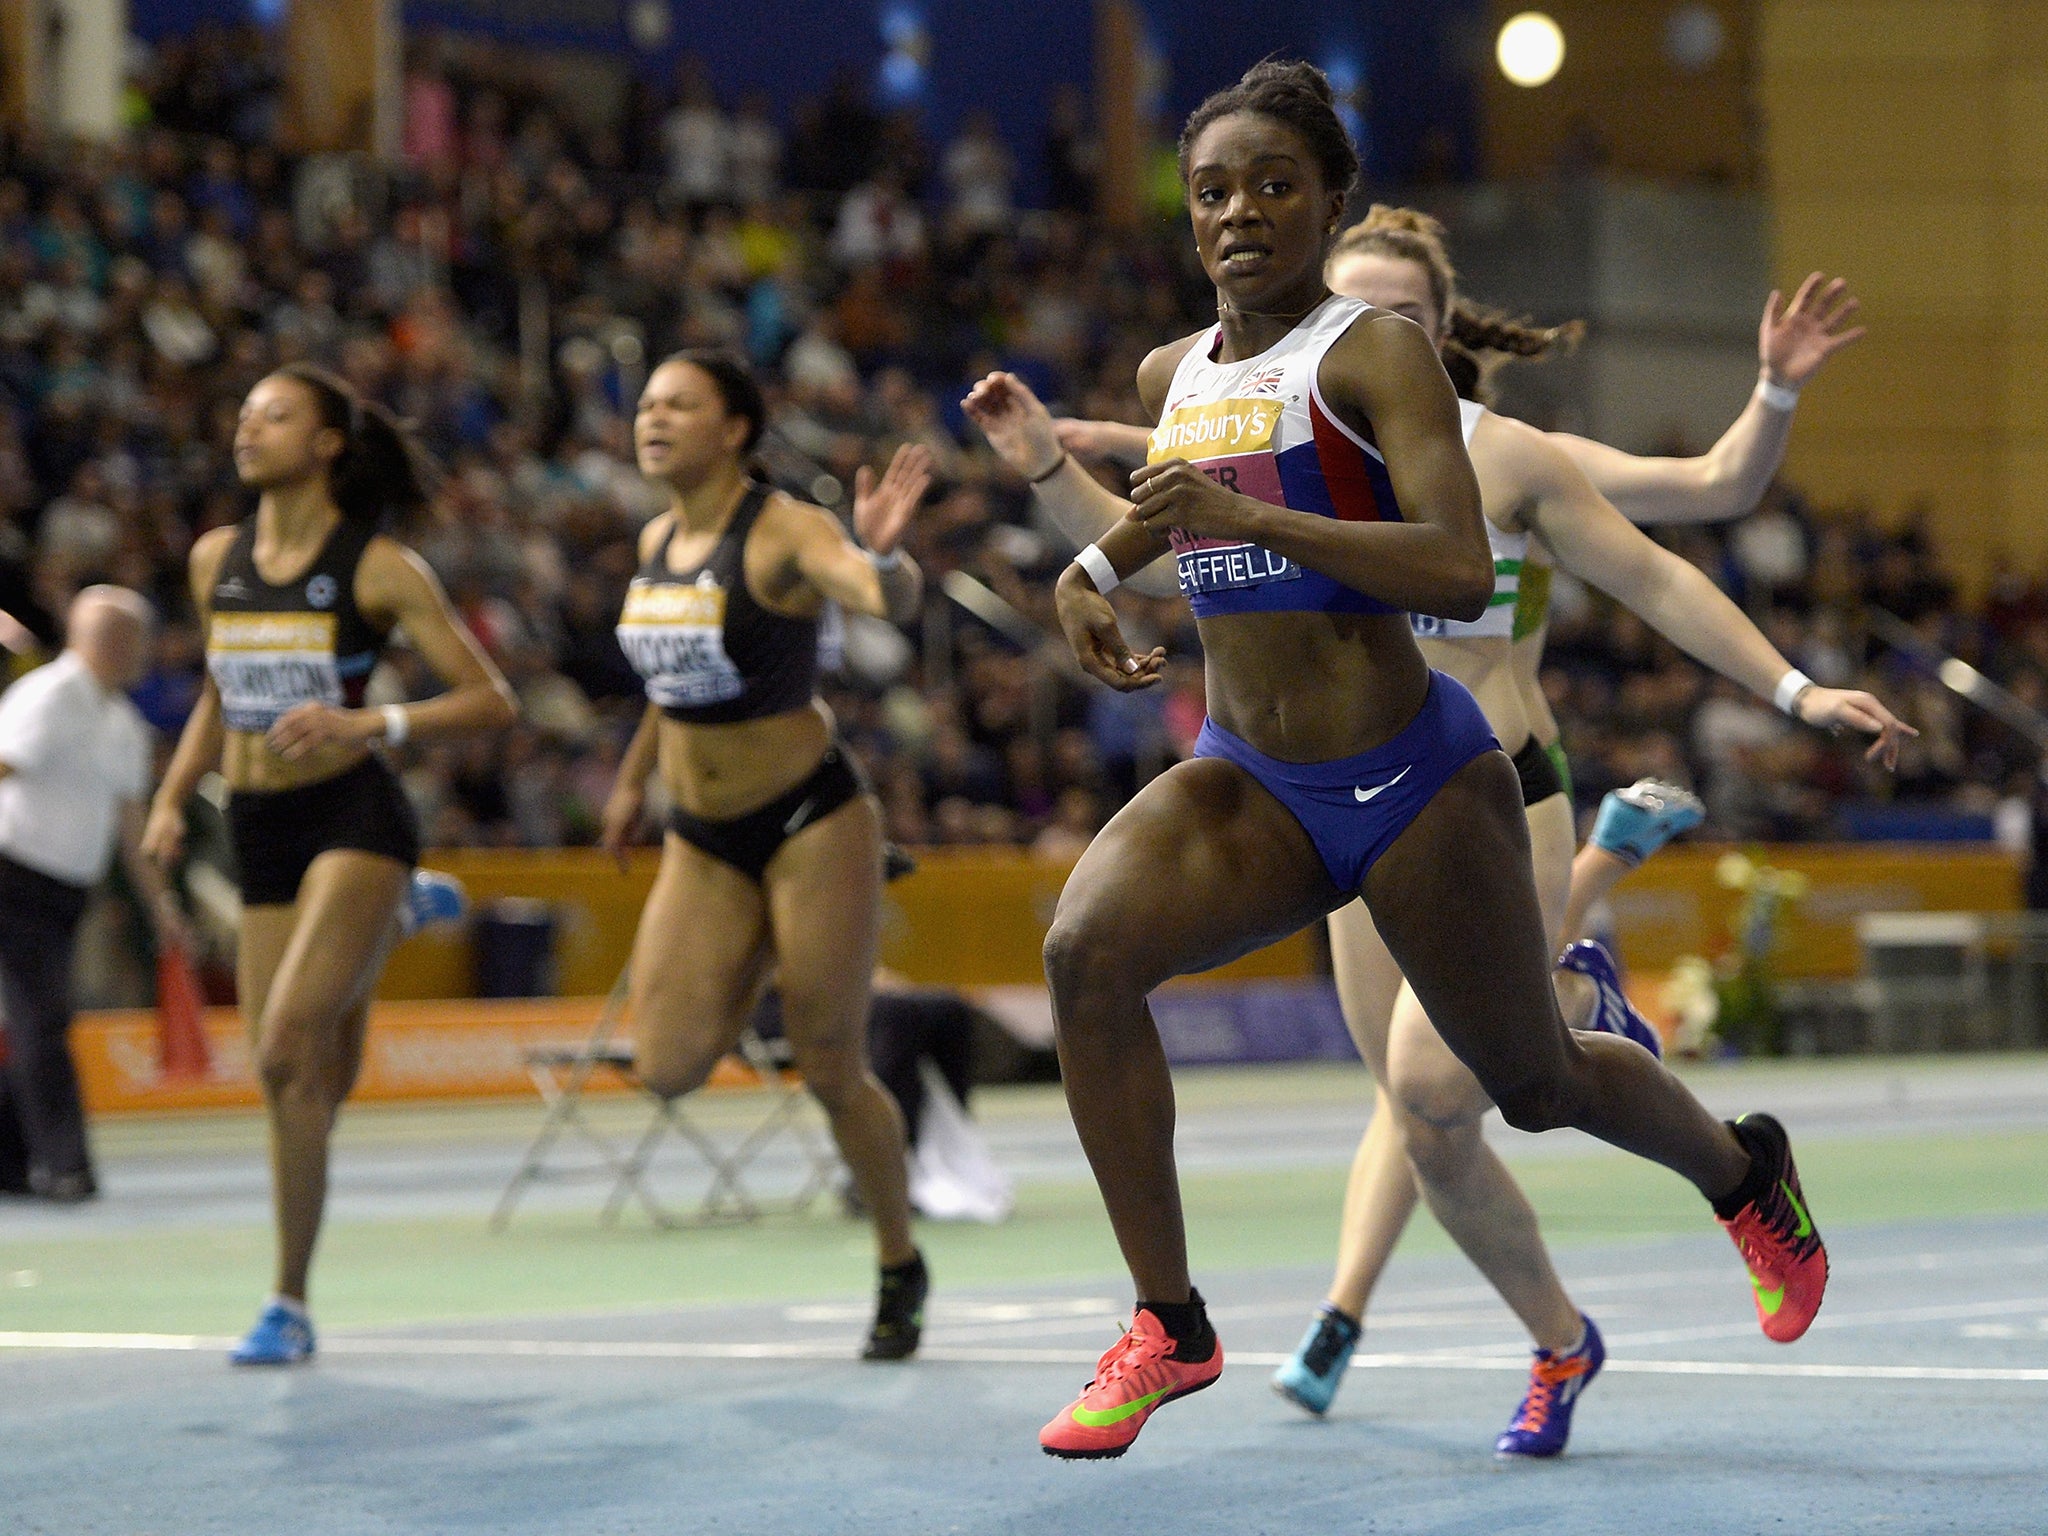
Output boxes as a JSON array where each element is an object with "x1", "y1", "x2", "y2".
[
  {"x1": 855, "y1": 1288, "x2": 2048, "y2": 1353},
  {"x1": 1400, "y1": 1295, "x2": 2048, "y2": 1359},
  {"x1": 2, "y1": 1333, "x2": 2046, "y2": 1383},
  {"x1": 1574, "y1": 1294, "x2": 2048, "y2": 1351},
  {"x1": 0, "y1": 1332, "x2": 235, "y2": 1350}
]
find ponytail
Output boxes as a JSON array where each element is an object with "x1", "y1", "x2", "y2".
[
  {"x1": 1446, "y1": 301, "x2": 1583, "y2": 362},
  {"x1": 270, "y1": 364, "x2": 439, "y2": 525},
  {"x1": 1334, "y1": 204, "x2": 1581, "y2": 401},
  {"x1": 1442, "y1": 302, "x2": 1582, "y2": 403}
]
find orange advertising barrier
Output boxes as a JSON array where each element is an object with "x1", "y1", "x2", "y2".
[
  {"x1": 379, "y1": 846, "x2": 1318, "y2": 1000},
  {"x1": 72, "y1": 997, "x2": 761, "y2": 1116},
  {"x1": 378, "y1": 843, "x2": 2015, "y2": 999},
  {"x1": 74, "y1": 843, "x2": 2021, "y2": 1113},
  {"x1": 378, "y1": 851, "x2": 659, "y2": 1000},
  {"x1": 1606, "y1": 844, "x2": 2020, "y2": 978}
]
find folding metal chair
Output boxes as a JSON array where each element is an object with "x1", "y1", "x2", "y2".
[{"x1": 489, "y1": 967, "x2": 840, "y2": 1230}]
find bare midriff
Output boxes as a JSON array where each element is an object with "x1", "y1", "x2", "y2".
[
  {"x1": 1199, "y1": 609, "x2": 1433, "y2": 761},
  {"x1": 222, "y1": 731, "x2": 373, "y2": 795},
  {"x1": 657, "y1": 698, "x2": 834, "y2": 820},
  {"x1": 1199, "y1": 608, "x2": 1544, "y2": 764}
]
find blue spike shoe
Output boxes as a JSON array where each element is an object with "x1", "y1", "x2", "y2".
[
  {"x1": 1589, "y1": 778, "x2": 1704, "y2": 868},
  {"x1": 1272, "y1": 1303, "x2": 1361, "y2": 1416},
  {"x1": 397, "y1": 869, "x2": 469, "y2": 938},
  {"x1": 1495, "y1": 1314, "x2": 1604, "y2": 1459},
  {"x1": 1557, "y1": 940, "x2": 1664, "y2": 1059},
  {"x1": 229, "y1": 1300, "x2": 316, "y2": 1366}
]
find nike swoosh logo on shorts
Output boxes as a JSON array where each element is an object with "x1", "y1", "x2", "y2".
[
  {"x1": 1354, "y1": 766, "x2": 1412, "y2": 803},
  {"x1": 783, "y1": 798, "x2": 819, "y2": 836}
]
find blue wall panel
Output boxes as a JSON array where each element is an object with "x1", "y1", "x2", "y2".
[{"x1": 127, "y1": 0, "x2": 1484, "y2": 192}]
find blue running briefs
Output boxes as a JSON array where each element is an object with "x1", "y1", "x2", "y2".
[{"x1": 1193, "y1": 671, "x2": 1500, "y2": 895}]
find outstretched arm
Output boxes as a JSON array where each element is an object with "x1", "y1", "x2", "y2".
[
  {"x1": 1550, "y1": 273, "x2": 1865, "y2": 525},
  {"x1": 962, "y1": 370, "x2": 1182, "y2": 598},
  {"x1": 1510, "y1": 416, "x2": 1912, "y2": 767},
  {"x1": 1054, "y1": 417, "x2": 1154, "y2": 465},
  {"x1": 788, "y1": 444, "x2": 931, "y2": 623}
]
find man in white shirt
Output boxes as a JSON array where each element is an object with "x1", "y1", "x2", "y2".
[{"x1": 0, "y1": 586, "x2": 182, "y2": 1202}]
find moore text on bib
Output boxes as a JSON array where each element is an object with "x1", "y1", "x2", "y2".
[{"x1": 617, "y1": 577, "x2": 746, "y2": 710}]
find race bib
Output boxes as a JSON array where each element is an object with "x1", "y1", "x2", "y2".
[
  {"x1": 617, "y1": 577, "x2": 745, "y2": 710},
  {"x1": 207, "y1": 612, "x2": 342, "y2": 732},
  {"x1": 1149, "y1": 398, "x2": 1303, "y2": 597}
]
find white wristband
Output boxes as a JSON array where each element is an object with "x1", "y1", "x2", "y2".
[
  {"x1": 1073, "y1": 543, "x2": 1120, "y2": 595},
  {"x1": 381, "y1": 704, "x2": 410, "y2": 746},
  {"x1": 1756, "y1": 377, "x2": 1801, "y2": 412},
  {"x1": 1773, "y1": 669, "x2": 1814, "y2": 717},
  {"x1": 869, "y1": 547, "x2": 905, "y2": 572}
]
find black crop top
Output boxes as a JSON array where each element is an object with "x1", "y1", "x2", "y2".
[
  {"x1": 204, "y1": 516, "x2": 390, "y2": 733},
  {"x1": 616, "y1": 484, "x2": 819, "y2": 725}
]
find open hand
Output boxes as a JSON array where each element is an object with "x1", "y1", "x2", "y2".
[
  {"x1": 1795, "y1": 684, "x2": 1916, "y2": 770},
  {"x1": 1054, "y1": 567, "x2": 1164, "y2": 692},
  {"x1": 266, "y1": 701, "x2": 374, "y2": 761},
  {"x1": 1761, "y1": 274, "x2": 1865, "y2": 389},
  {"x1": 853, "y1": 443, "x2": 933, "y2": 556},
  {"x1": 961, "y1": 372, "x2": 1066, "y2": 481}
]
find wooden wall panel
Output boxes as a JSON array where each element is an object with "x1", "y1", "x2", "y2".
[
  {"x1": 1760, "y1": 2, "x2": 1991, "y2": 67},
  {"x1": 1760, "y1": 76, "x2": 1994, "y2": 192},
  {"x1": 1761, "y1": 1, "x2": 2045, "y2": 589},
  {"x1": 1481, "y1": 0, "x2": 1757, "y2": 183}
]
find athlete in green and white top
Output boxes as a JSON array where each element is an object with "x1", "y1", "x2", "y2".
[{"x1": 993, "y1": 203, "x2": 1892, "y2": 1454}]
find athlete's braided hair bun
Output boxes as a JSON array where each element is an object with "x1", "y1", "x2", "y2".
[
  {"x1": 1357, "y1": 204, "x2": 1448, "y2": 242},
  {"x1": 1178, "y1": 59, "x2": 1360, "y2": 213}
]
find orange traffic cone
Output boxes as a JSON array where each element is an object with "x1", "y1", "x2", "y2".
[{"x1": 156, "y1": 942, "x2": 212, "y2": 1081}]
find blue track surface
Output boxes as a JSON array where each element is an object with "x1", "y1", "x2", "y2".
[{"x1": 6, "y1": 1212, "x2": 2046, "y2": 1534}]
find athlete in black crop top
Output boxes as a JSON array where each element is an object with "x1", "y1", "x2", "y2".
[
  {"x1": 599, "y1": 349, "x2": 936, "y2": 1359},
  {"x1": 205, "y1": 515, "x2": 390, "y2": 732},
  {"x1": 616, "y1": 481, "x2": 819, "y2": 724},
  {"x1": 144, "y1": 367, "x2": 516, "y2": 1366}
]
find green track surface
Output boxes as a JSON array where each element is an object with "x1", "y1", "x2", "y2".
[{"x1": 6, "y1": 1115, "x2": 2047, "y2": 1336}]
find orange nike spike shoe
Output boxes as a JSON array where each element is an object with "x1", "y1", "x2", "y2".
[{"x1": 1040, "y1": 1307, "x2": 1224, "y2": 1459}]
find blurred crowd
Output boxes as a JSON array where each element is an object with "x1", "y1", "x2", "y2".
[
  {"x1": 1544, "y1": 491, "x2": 2047, "y2": 845},
  {"x1": 2, "y1": 27, "x2": 2043, "y2": 863}
]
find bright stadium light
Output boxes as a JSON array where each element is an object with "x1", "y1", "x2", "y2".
[{"x1": 1497, "y1": 12, "x2": 1565, "y2": 88}]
